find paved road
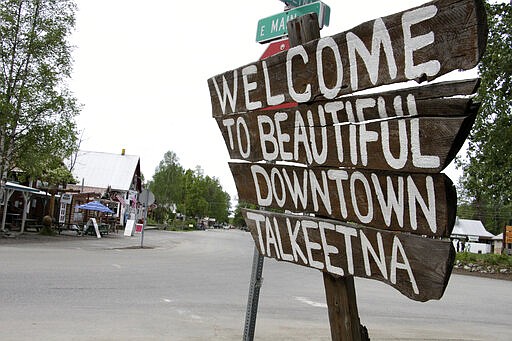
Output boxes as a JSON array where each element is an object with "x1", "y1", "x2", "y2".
[{"x1": 0, "y1": 229, "x2": 510, "y2": 340}]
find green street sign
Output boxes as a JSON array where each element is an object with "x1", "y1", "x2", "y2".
[{"x1": 256, "y1": 1, "x2": 330, "y2": 43}]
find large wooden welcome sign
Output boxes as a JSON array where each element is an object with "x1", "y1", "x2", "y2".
[{"x1": 208, "y1": 0, "x2": 487, "y2": 303}]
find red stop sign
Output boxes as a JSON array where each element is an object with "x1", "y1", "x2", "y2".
[{"x1": 260, "y1": 38, "x2": 290, "y2": 60}]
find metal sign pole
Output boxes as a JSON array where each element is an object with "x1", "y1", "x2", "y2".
[
  {"x1": 138, "y1": 189, "x2": 154, "y2": 249},
  {"x1": 141, "y1": 190, "x2": 149, "y2": 248},
  {"x1": 242, "y1": 246, "x2": 264, "y2": 341}
]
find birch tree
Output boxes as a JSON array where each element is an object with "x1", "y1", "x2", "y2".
[{"x1": 0, "y1": 0, "x2": 79, "y2": 183}]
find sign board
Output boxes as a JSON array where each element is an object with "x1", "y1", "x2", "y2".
[
  {"x1": 58, "y1": 203, "x2": 67, "y2": 223},
  {"x1": 138, "y1": 189, "x2": 155, "y2": 206},
  {"x1": 61, "y1": 193, "x2": 72, "y2": 204},
  {"x1": 215, "y1": 79, "x2": 479, "y2": 173},
  {"x1": 468, "y1": 235, "x2": 479, "y2": 242},
  {"x1": 208, "y1": 0, "x2": 487, "y2": 302},
  {"x1": 505, "y1": 226, "x2": 512, "y2": 244},
  {"x1": 256, "y1": 1, "x2": 330, "y2": 43},
  {"x1": 209, "y1": 0, "x2": 486, "y2": 117},
  {"x1": 124, "y1": 219, "x2": 135, "y2": 236},
  {"x1": 230, "y1": 162, "x2": 456, "y2": 237},
  {"x1": 135, "y1": 223, "x2": 144, "y2": 233},
  {"x1": 85, "y1": 217, "x2": 101, "y2": 239},
  {"x1": 260, "y1": 38, "x2": 290, "y2": 60},
  {"x1": 242, "y1": 209, "x2": 454, "y2": 301}
]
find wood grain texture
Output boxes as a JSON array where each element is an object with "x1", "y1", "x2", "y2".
[
  {"x1": 242, "y1": 209, "x2": 455, "y2": 302},
  {"x1": 323, "y1": 274, "x2": 367, "y2": 341},
  {"x1": 231, "y1": 162, "x2": 456, "y2": 237},
  {"x1": 287, "y1": 14, "x2": 369, "y2": 341}
]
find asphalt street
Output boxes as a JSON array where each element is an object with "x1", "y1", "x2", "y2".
[{"x1": 0, "y1": 229, "x2": 510, "y2": 340}]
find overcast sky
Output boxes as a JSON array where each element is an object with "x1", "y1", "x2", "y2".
[{"x1": 69, "y1": 0, "x2": 501, "y2": 202}]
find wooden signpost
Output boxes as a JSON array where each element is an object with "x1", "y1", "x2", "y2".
[
  {"x1": 208, "y1": 0, "x2": 487, "y2": 339},
  {"x1": 505, "y1": 226, "x2": 512, "y2": 245},
  {"x1": 208, "y1": 0, "x2": 486, "y2": 117}
]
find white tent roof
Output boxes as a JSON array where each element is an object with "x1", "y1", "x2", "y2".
[
  {"x1": 70, "y1": 151, "x2": 140, "y2": 191},
  {"x1": 493, "y1": 233, "x2": 503, "y2": 240},
  {"x1": 451, "y1": 218, "x2": 495, "y2": 239},
  {"x1": 3, "y1": 182, "x2": 57, "y2": 197},
  {"x1": 5, "y1": 181, "x2": 40, "y2": 194}
]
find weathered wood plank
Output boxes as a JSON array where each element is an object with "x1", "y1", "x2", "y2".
[
  {"x1": 352, "y1": 78, "x2": 480, "y2": 102},
  {"x1": 214, "y1": 78, "x2": 480, "y2": 118},
  {"x1": 216, "y1": 104, "x2": 477, "y2": 173},
  {"x1": 231, "y1": 163, "x2": 456, "y2": 237},
  {"x1": 242, "y1": 209, "x2": 455, "y2": 302},
  {"x1": 287, "y1": 12, "x2": 321, "y2": 47},
  {"x1": 287, "y1": 14, "x2": 370, "y2": 341},
  {"x1": 208, "y1": 0, "x2": 487, "y2": 116}
]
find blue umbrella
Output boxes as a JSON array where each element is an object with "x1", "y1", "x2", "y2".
[{"x1": 77, "y1": 201, "x2": 114, "y2": 214}]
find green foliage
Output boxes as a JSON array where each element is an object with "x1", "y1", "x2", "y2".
[
  {"x1": 456, "y1": 252, "x2": 512, "y2": 268},
  {"x1": 149, "y1": 206, "x2": 174, "y2": 226},
  {"x1": 457, "y1": 2, "x2": 512, "y2": 232},
  {"x1": 165, "y1": 218, "x2": 197, "y2": 231},
  {"x1": 149, "y1": 151, "x2": 184, "y2": 207},
  {"x1": 232, "y1": 201, "x2": 257, "y2": 227},
  {"x1": 457, "y1": 200, "x2": 512, "y2": 235},
  {"x1": 41, "y1": 163, "x2": 76, "y2": 185},
  {"x1": 148, "y1": 151, "x2": 231, "y2": 224},
  {"x1": 0, "y1": 0, "x2": 80, "y2": 181}
]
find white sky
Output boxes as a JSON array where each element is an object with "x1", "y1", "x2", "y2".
[{"x1": 69, "y1": 0, "x2": 501, "y2": 203}]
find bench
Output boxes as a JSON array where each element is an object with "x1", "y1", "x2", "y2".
[{"x1": 84, "y1": 223, "x2": 109, "y2": 236}]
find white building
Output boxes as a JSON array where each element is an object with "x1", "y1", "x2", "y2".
[
  {"x1": 451, "y1": 218, "x2": 495, "y2": 254},
  {"x1": 66, "y1": 150, "x2": 142, "y2": 225}
]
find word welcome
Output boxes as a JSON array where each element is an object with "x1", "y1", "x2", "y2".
[{"x1": 209, "y1": 0, "x2": 483, "y2": 116}]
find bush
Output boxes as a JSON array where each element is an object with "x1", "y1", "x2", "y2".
[
  {"x1": 456, "y1": 252, "x2": 512, "y2": 268},
  {"x1": 164, "y1": 218, "x2": 197, "y2": 231}
]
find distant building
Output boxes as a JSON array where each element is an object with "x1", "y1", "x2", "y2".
[
  {"x1": 65, "y1": 150, "x2": 142, "y2": 226},
  {"x1": 451, "y1": 218, "x2": 495, "y2": 254}
]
